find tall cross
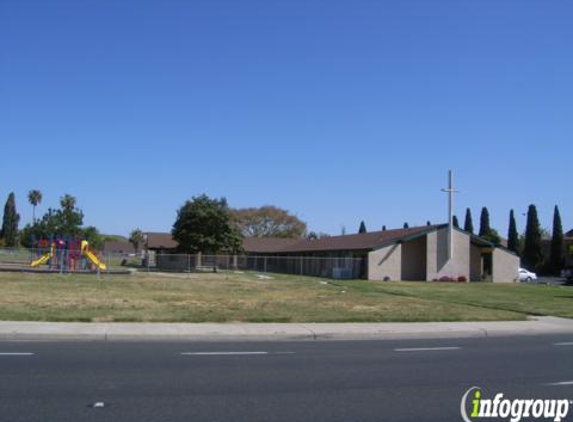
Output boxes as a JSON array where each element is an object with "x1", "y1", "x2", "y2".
[{"x1": 441, "y1": 170, "x2": 459, "y2": 260}]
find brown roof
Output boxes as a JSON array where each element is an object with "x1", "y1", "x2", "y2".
[
  {"x1": 566, "y1": 229, "x2": 573, "y2": 238},
  {"x1": 145, "y1": 232, "x2": 178, "y2": 250},
  {"x1": 242, "y1": 237, "x2": 301, "y2": 253},
  {"x1": 142, "y1": 225, "x2": 446, "y2": 254},
  {"x1": 244, "y1": 225, "x2": 444, "y2": 254},
  {"x1": 103, "y1": 241, "x2": 136, "y2": 254}
]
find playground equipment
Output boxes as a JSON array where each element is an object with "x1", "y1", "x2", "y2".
[{"x1": 30, "y1": 236, "x2": 107, "y2": 273}]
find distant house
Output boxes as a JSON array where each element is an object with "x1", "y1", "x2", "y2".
[
  {"x1": 103, "y1": 241, "x2": 136, "y2": 255},
  {"x1": 142, "y1": 224, "x2": 519, "y2": 282}
]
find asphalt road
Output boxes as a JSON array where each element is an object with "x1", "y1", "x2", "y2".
[{"x1": 1, "y1": 336, "x2": 572, "y2": 422}]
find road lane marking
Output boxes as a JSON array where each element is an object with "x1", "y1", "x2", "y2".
[
  {"x1": 554, "y1": 342, "x2": 573, "y2": 347},
  {"x1": 394, "y1": 347, "x2": 461, "y2": 352},
  {"x1": 0, "y1": 352, "x2": 34, "y2": 356},
  {"x1": 181, "y1": 351, "x2": 269, "y2": 356},
  {"x1": 545, "y1": 381, "x2": 573, "y2": 386},
  {"x1": 181, "y1": 351, "x2": 295, "y2": 356}
]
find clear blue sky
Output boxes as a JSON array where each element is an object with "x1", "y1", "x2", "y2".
[{"x1": 1, "y1": 0, "x2": 571, "y2": 237}]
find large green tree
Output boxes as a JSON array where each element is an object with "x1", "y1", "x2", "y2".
[
  {"x1": 19, "y1": 194, "x2": 85, "y2": 246},
  {"x1": 522, "y1": 204, "x2": 543, "y2": 271},
  {"x1": 507, "y1": 209, "x2": 519, "y2": 254},
  {"x1": 231, "y1": 206, "x2": 306, "y2": 238},
  {"x1": 550, "y1": 205, "x2": 565, "y2": 275},
  {"x1": 1, "y1": 192, "x2": 20, "y2": 247},
  {"x1": 358, "y1": 221, "x2": 367, "y2": 234},
  {"x1": 27, "y1": 190, "x2": 42, "y2": 223},
  {"x1": 173, "y1": 194, "x2": 242, "y2": 254},
  {"x1": 464, "y1": 208, "x2": 474, "y2": 234}
]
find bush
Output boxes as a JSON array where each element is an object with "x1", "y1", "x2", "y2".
[
  {"x1": 457, "y1": 276, "x2": 467, "y2": 283},
  {"x1": 439, "y1": 276, "x2": 453, "y2": 282}
]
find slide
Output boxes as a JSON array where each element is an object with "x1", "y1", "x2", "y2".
[
  {"x1": 81, "y1": 241, "x2": 107, "y2": 271},
  {"x1": 85, "y1": 249, "x2": 107, "y2": 271},
  {"x1": 31, "y1": 253, "x2": 51, "y2": 268}
]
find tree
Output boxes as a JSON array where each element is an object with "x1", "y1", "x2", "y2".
[
  {"x1": 19, "y1": 195, "x2": 85, "y2": 246},
  {"x1": 172, "y1": 194, "x2": 242, "y2": 254},
  {"x1": 231, "y1": 206, "x2": 306, "y2": 238},
  {"x1": 452, "y1": 215, "x2": 459, "y2": 228},
  {"x1": 1, "y1": 192, "x2": 20, "y2": 247},
  {"x1": 426, "y1": 220, "x2": 432, "y2": 226},
  {"x1": 129, "y1": 228, "x2": 145, "y2": 254},
  {"x1": 479, "y1": 207, "x2": 491, "y2": 237},
  {"x1": 56, "y1": 194, "x2": 84, "y2": 237},
  {"x1": 507, "y1": 209, "x2": 519, "y2": 254},
  {"x1": 82, "y1": 226, "x2": 103, "y2": 250},
  {"x1": 358, "y1": 221, "x2": 367, "y2": 234},
  {"x1": 464, "y1": 208, "x2": 474, "y2": 234},
  {"x1": 550, "y1": 205, "x2": 565, "y2": 275},
  {"x1": 382, "y1": 225, "x2": 387, "y2": 231},
  {"x1": 27, "y1": 190, "x2": 42, "y2": 223},
  {"x1": 522, "y1": 204, "x2": 543, "y2": 271},
  {"x1": 306, "y1": 231, "x2": 330, "y2": 240},
  {"x1": 403, "y1": 222, "x2": 409, "y2": 229}
]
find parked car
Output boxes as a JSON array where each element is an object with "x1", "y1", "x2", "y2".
[
  {"x1": 561, "y1": 268, "x2": 573, "y2": 281},
  {"x1": 518, "y1": 268, "x2": 537, "y2": 282}
]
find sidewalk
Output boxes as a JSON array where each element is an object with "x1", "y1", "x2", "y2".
[{"x1": 1, "y1": 317, "x2": 573, "y2": 341}]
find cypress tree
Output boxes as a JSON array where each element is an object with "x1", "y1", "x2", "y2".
[
  {"x1": 550, "y1": 205, "x2": 565, "y2": 275},
  {"x1": 479, "y1": 207, "x2": 491, "y2": 237},
  {"x1": 452, "y1": 215, "x2": 459, "y2": 228},
  {"x1": 426, "y1": 220, "x2": 432, "y2": 226},
  {"x1": 382, "y1": 225, "x2": 387, "y2": 231},
  {"x1": 522, "y1": 204, "x2": 543, "y2": 271},
  {"x1": 464, "y1": 208, "x2": 474, "y2": 234},
  {"x1": 358, "y1": 221, "x2": 367, "y2": 234},
  {"x1": 507, "y1": 209, "x2": 519, "y2": 254},
  {"x1": 1, "y1": 192, "x2": 20, "y2": 247},
  {"x1": 403, "y1": 222, "x2": 409, "y2": 229}
]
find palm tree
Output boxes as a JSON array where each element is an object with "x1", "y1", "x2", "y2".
[
  {"x1": 129, "y1": 228, "x2": 145, "y2": 254},
  {"x1": 27, "y1": 190, "x2": 42, "y2": 223},
  {"x1": 60, "y1": 194, "x2": 76, "y2": 211}
]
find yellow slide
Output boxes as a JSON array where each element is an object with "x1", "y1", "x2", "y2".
[
  {"x1": 81, "y1": 241, "x2": 107, "y2": 271},
  {"x1": 31, "y1": 253, "x2": 51, "y2": 267}
]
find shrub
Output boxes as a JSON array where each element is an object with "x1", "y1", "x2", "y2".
[{"x1": 457, "y1": 276, "x2": 467, "y2": 282}]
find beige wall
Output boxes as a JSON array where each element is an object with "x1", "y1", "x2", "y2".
[
  {"x1": 470, "y1": 244, "x2": 482, "y2": 282},
  {"x1": 426, "y1": 227, "x2": 470, "y2": 281},
  {"x1": 401, "y1": 236, "x2": 427, "y2": 281},
  {"x1": 492, "y1": 248, "x2": 519, "y2": 283},
  {"x1": 368, "y1": 243, "x2": 402, "y2": 281}
]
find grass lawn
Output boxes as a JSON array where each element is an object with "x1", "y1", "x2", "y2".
[{"x1": 0, "y1": 271, "x2": 571, "y2": 323}]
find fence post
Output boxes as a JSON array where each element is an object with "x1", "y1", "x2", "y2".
[
  {"x1": 300, "y1": 256, "x2": 303, "y2": 275},
  {"x1": 264, "y1": 256, "x2": 267, "y2": 274},
  {"x1": 188, "y1": 254, "x2": 191, "y2": 277}
]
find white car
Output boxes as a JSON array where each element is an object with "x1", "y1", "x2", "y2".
[{"x1": 518, "y1": 268, "x2": 537, "y2": 282}]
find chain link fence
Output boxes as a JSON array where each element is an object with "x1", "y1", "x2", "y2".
[{"x1": 0, "y1": 248, "x2": 365, "y2": 279}]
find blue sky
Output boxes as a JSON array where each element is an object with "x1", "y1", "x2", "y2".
[{"x1": 1, "y1": 0, "x2": 571, "y2": 237}]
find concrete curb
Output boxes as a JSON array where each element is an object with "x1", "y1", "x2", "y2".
[{"x1": 0, "y1": 317, "x2": 572, "y2": 342}]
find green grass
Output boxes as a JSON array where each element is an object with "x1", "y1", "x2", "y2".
[{"x1": 0, "y1": 271, "x2": 570, "y2": 323}]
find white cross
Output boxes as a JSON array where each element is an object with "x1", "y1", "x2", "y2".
[{"x1": 441, "y1": 170, "x2": 459, "y2": 260}]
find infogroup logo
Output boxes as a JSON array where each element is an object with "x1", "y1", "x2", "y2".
[{"x1": 461, "y1": 387, "x2": 571, "y2": 422}]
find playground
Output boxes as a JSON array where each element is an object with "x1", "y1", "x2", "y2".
[{"x1": 0, "y1": 236, "x2": 130, "y2": 275}]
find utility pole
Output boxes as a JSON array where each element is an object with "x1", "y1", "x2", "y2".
[{"x1": 441, "y1": 170, "x2": 459, "y2": 261}]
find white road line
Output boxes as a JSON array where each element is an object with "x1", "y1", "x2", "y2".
[
  {"x1": 181, "y1": 351, "x2": 269, "y2": 356},
  {"x1": 181, "y1": 351, "x2": 295, "y2": 356},
  {"x1": 553, "y1": 342, "x2": 573, "y2": 347},
  {"x1": 545, "y1": 381, "x2": 573, "y2": 386},
  {"x1": 0, "y1": 352, "x2": 35, "y2": 356},
  {"x1": 394, "y1": 347, "x2": 461, "y2": 352}
]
